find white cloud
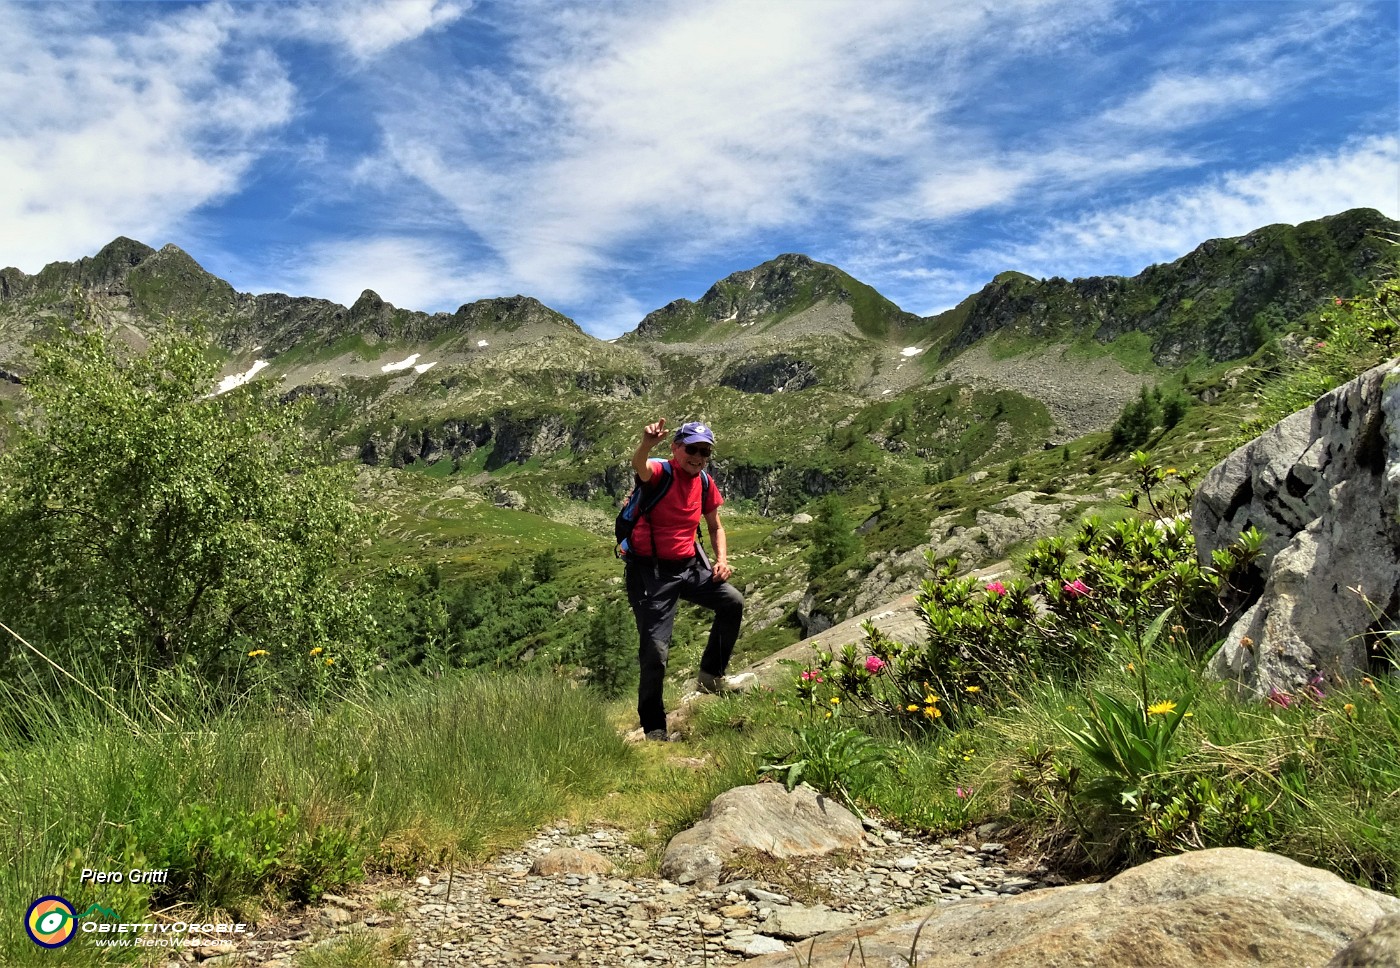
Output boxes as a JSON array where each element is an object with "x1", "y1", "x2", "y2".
[
  {"x1": 372, "y1": 0, "x2": 1121, "y2": 308},
  {"x1": 895, "y1": 147, "x2": 1200, "y2": 223},
  {"x1": 278, "y1": 0, "x2": 468, "y2": 62},
  {"x1": 987, "y1": 135, "x2": 1400, "y2": 279},
  {"x1": 260, "y1": 236, "x2": 486, "y2": 312},
  {"x1": 1098, "y1": 3, "x2": 1374, "y2": 133},
  {"x1": 0, "y1": 3, "x2": 295, "y2": 271},
  {"x1": 0, "y1": 0, "x2": 469, "y2": 274},
  {"x1": 1101, "y1": 73, "x2": 1273, "y2": 130}
]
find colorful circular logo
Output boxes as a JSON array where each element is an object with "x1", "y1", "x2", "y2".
[{"x1": 26, "y1": 895, "x2": 77, "y2": 948}]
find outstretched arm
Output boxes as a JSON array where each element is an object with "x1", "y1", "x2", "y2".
[{"x1": 632, "y1": 418, "x2": 667, "y2": 482}]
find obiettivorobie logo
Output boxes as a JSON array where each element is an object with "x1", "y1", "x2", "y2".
[
  {"x1": 24, "y1": 896, "x2": 100, "y2": 948},
  {"x1": 24, "y1": 893, "x2": 248, "y2": 949}
]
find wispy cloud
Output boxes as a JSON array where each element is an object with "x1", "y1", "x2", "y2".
[
  {"x1": 840, "y1": 134, "x2": 1399, "y2": 319},
  {"x1": 356, "y1": 0, "x2": 1122, "y2": 315},
  {"x1": 0, "y1": 0, "x2": 469, "y2": 273},
  {"x1": 1098, "y1": 2, "x2": 1373, "y2": 131},
  {"x1": 990, "y1": 134, "x2": 1400, "y2": 280},
  {"x1": 259, "y1": 236, "x2": 486, "y2": 312},
  {"x1": 0, "y1": 2, "x2": 293, "y2": 270},
  {"x1": 282, "y1": 0, "x2": 468, "y2": 62}
]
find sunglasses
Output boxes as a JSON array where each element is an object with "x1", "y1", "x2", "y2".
[{"x1": 682, "y1": 444, "x2": 713, "y2": 458}]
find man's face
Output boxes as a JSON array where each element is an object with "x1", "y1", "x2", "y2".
[{"x1": 671, "y1": 439, "x2": 712, "y2": 474}]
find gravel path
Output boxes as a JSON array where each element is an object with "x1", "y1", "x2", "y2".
[{"x1": 203, "y1": 819, "x2": 1061, "y2": 968}]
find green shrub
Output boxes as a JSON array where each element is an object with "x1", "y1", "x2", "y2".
[
  {"x1": 811, "y1": 454, "x2": 1262, "y2": 732},
  {"x1": 157, "y1": 803, "x2": 364, "y2": 910},
  {"x1": 0, "y1": 320, "x2": 378, "y2": 700},
  {"x1": 757, "y1": 711, "x2": 893, "y2": 810}
]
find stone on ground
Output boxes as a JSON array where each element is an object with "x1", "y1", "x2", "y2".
[
  {"x1": 1327, "y1": 913, "x2": 1400, "y2": 967},
  {"x1": 743, "y1": 848, "x2": 1400, "y2": 968},
  {"x1": 528, "y1": 847, "x2": 614, "y2": 876},
  {"x1": 660, "y1": 783, "x2": 866, "y2": 888}
]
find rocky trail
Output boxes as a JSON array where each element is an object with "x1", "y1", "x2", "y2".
[{"x1": 209, "y1": 817, "x2": 1054, "y2": 968}]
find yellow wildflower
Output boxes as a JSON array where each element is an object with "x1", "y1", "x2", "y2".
[
  {"x1": 310, "y1": 647, "x2": 324, "y2": 656},
  {"x1": 1147, "y1": 700, "x2": 1177, "y2": 716},
  {"x1": 906, "y1": 704, "x2": 920, "y2": 712},
  {"x1": 964, "y1": 685, "x2": 981, "y2": 694},
  {"x1": 1165, "y1": 467, "x2": 1178, "y2": 475},
  {"x1": 1344, "y1": 703, "x2": 1356, "y2": 718},
  {"x1": 923, "y1": 705, "x2": 941, "y2": 719},
  {"x1": 829, "y1": 696, "x2": 840, "y2": 705},
  {"x1": 325, "y1": 657, "x2": 335, "y2": 666},
  {"x1": 247, "y1": 649, "x2": 268, "y2": 658}
]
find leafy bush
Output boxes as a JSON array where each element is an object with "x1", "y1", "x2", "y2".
[
  {"x1": 758, "y1": 711, "x2": 892, "y2": 809},
  {"x1": 0, "y1": 321, "x2": 378, "y2": 699},
  {"x1": 811, "y1": 454, "x2": 1262, "y2": 731},
  {"x1": 157, "y1": 803, "x2": 364, "y2": 911}
]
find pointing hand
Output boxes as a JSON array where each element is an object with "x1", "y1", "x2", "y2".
[{"x1": 642, "y1": 418, "x2": 667, "y2": 446}]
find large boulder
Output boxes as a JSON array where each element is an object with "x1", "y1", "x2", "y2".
[
  {"x1": 659, "y1": 783, "x2": 866, "y2": 889},
  {"x1": 1328, "y1": 913, "x2": 1400, "y2": 967},
  {"x1": 1194, "y1": 359, "x2": 1400, "y2": 696},
  {"x1": 745, "y1": 848, "x2": 1400, "y2": 968}
]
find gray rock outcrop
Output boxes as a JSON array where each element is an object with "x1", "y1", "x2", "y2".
[
  {"x1": 659, "y1": 783, "x2": 866, "y2": 889},
  {"x1": 746, "y1": 848, "x2": 1400, "y2": 968},
  {"x1": 1328, "y1": 913, "x2": 1400, "y2": 967},
  {"x1": 1194, "y1": 359, "x2": 1400, "y2": 696}
]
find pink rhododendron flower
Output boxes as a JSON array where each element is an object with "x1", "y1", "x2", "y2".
[
  {"x1": 986, "y1": 581, "x2": 1007, "y2": 596},
  {"x1": 1062, "y1": 578, "x2": 1091, "y2": 598},
  {"x1": 864, "y1": 655, "x2": 886, "y2": 674},
  {"x1": 800, "y1": 670, "x2": 824, "y2": 683},
  {"x1": 956, "y1": 786, "x2": 972, "y2": 799}
]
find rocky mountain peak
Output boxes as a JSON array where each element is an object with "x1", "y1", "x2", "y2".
[
  {"x1": 451, "y1": 295, "x2": 584, "y2": 337},
  {"x1": 627, "y1": 252, "x2": 918, "y2": 343}
]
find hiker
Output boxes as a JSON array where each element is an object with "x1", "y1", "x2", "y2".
[{"x1": 623, "y1": 418, "x2": 744, "y2": 740}]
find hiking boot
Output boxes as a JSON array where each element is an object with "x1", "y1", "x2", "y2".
[
  {"x1": 644, "y1": 729, "x2": 671, "y2": 742},
  {"x1": 697, "y1": 671, "x2": 754, "y2": 695}
]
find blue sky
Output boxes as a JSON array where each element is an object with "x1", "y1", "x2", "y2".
[{"x1": 1, "y1": 0, "x2": 1397, "y2": 340}]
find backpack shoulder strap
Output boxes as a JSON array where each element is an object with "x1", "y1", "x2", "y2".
[
  {"x1": 699, "y1": 470, "x2": 715, "y2": 514},
  {"x1": 638, "y1": 460, "x2": 674, "y2": 516}
]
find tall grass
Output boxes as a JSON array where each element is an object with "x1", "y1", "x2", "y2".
[{"x1": 0, "y1": 662, "x2": 631, "y2": 965}]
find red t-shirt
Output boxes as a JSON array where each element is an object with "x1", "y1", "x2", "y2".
[{"x1": 629, "y1": 459, "x2": 723, "y2": 560}]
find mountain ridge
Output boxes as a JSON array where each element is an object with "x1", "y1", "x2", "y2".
[
  {"x1": 2, "y1": 208, "x2": 1394, "y2": 369},
  {"x1": 2, "y1": 208, "x2": 1396, "y2": 508}
]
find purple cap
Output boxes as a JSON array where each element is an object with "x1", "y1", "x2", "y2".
[{"x1": 673, "y1": 421, "x2": 715, "y2": 446}]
